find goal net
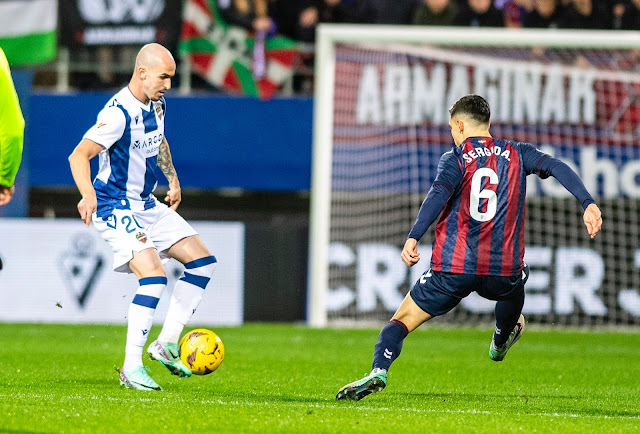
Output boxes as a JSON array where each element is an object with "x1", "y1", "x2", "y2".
[{"x1": 308, "y1": 25, "x2": 640, "y2": 327}]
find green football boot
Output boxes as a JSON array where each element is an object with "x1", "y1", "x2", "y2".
[
  {"x1": 147, "y1": 340, "x2": 192, "y2": 378},
  {"x1": 336, "y1": 370, "x2": 388, "y2": 401},
  {"x1": 490, "y1": 314, "x2": 525, "y2": 362},
  {"x1": 119, "y1": 366, "x2": 162, "y2": 391}
]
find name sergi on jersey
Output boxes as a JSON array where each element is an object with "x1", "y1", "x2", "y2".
[
  {"x1": 430, "y1": 137, "x2": 548, "y2": 277},
  {"x1": 83, "y1": 87, "x2": 166, "y2": 218}
]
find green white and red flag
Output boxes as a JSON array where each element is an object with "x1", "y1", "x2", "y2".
[{"x1": 181, "y1": 0, "x2": 298, "y2": 99}]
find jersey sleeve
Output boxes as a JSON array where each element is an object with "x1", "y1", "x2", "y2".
[
  {"x1": 0, "y1": 48, "x2": 25, "y2": 188},
  {"x1": 519, "y1": 142, "x2": 595, "y2": 210},
  {"x1": 82, "y1": 106, "x2": 126, "y2": 150},
  {"x1": 407, "y1": 150, "x2": 463, "y2": 241},
  {"x1": 518, "y1": 142, "x2": 551, "y2": 177},
  {"x1": 433, "y1": 149, "x2": 464, "y2": 188}
]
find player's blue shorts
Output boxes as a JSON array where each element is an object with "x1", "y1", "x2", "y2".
[{"x1": 409, "y1": 265, "x2": 529, "y2": 317}]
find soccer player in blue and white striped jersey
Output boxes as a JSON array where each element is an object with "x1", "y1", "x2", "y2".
[
  {"x1": 69, "y1": 43, "x2": 217, "y2": 391},
  {"x1": 337, "y1": 94, "x2": 603, "y2": 401}
]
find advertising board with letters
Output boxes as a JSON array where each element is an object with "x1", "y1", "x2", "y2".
[{"x1": 0, "y1": 219, "x2": 244, "y2": 325}]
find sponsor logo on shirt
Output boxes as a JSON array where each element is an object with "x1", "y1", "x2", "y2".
[{"x1": 132, "y1": 133, "x2": 164, "y2": 149}]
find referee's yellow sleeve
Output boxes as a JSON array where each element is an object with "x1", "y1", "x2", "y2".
[{"x1": 0, "y1": 47, "x2": 25, "y2": 188}]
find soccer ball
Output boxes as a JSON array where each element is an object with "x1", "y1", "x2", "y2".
[{"x1": 179, "y1": 328, "x2": 225, "y2": 375}]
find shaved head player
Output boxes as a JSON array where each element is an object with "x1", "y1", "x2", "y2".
[{"x1": 69, "y1": 43, "x2": 217, "y2": 391}]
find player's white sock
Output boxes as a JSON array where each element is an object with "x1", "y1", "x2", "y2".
[
  {"x1": 158, "y1": 256, "x2": 217, "y2": 344},
  {"x1": 122, "y1": 276, "x2": 167, "y2": 372}
]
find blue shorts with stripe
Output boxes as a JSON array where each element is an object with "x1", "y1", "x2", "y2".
[{"x1": 409, "y1": 265, "x2": 529, "y2": 317}]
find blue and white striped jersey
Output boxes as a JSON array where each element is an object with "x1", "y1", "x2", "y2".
[{"x1": 83, "y1": 87, "x2": 166, "y2": 218}]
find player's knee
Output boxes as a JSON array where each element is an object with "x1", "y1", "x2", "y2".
[{"x1": 130, "y1": 248, "x2": 166, "y2": 278}]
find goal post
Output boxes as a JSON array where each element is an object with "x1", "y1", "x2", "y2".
[{"x1": 308, "y1": 25, "x2": 640, "y2": 327}]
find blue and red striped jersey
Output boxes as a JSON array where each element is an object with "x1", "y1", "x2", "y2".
[
  {"x1": 408, "y1": 137, "x2": 595, "y2": 277},
  {"x1": 428, "y1": 137, "x2": 546, "y2": 276}
]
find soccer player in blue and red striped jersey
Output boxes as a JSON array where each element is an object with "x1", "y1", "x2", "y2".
[{"x1": 336, "y1": 94, "x2": 603, "y2": 401}]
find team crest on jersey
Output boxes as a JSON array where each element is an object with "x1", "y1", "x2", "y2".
[
  {"x1": 155, "y1": 105, "x2": 163, "y2": 120},
  {"x1": 136, "y1": 232, "x2": 148, "y2": 243}
]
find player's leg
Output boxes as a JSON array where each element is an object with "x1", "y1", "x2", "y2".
[
  {"x1": 485, "y1": 265, "x2": 528, "y2": 362},
  {"x1": 120, "y1": 248, "x2": 167, "y2": 391},
  {"x1": 493, "y1": 293, "x2": 525, "y2": 347},
  {"x1": 147, "y1": 209, "x2": 216, "y2": 377},
  {"x1": 93, "y1": 210, "x2": 167, "y2": 390},
  {"x1": 336, "y1": 293, "x2": 432, "y2": 401},
  {"x1": 374, "y1": 292, "x2": 433, "y2": 370},
  {"x1": 156, "y1": 235, "x2": 216, "y2": 344},
  {"x1": 336, "y1": 269, "x2": 470, "y2": 401}
]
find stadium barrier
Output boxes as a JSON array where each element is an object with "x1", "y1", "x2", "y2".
[{"x1": 0, "y1": 219, "x2": 244, "y2": 325}]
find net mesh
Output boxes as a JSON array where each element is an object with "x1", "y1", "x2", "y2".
[{"x1": 326, "y1": 39, "x2": 640, "y2": 326}]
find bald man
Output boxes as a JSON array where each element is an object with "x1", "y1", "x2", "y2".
[{"x1": 69, "y1": 43, "x2": 218, "y2": 391}]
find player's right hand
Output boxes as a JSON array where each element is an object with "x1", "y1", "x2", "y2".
[
  {"x1": 401, "y1": 238, "x2": 420, "y2": 267},
  {"x1": 0, "y1": 185, "x2": 15, "y2": 206},
  {"x1": 583, "y1": 203, "x2": 602, "y2": 239},
  {"x1": 77, "y1": 195, "x2": 97, "y2": 226}
]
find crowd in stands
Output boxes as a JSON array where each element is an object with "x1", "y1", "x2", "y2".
[
  {"x1": 217, "y1": 0, "x2": 640, "y2": 43},
  {"x1": 52, "y1": 0, "x2": 639, "y2": 92}
]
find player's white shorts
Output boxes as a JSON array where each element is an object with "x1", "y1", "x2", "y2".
[{"x1": 92, "y1": 202, "x2": 198, "y2": 273}]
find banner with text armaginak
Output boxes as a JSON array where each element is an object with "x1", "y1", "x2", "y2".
[{"x1": 327, "y1": 42, "x2": 640, "y2": 326}]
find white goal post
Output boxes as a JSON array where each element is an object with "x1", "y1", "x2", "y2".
[{"x1": 308, "y1": 25, "x2": 640, "y2": 327}]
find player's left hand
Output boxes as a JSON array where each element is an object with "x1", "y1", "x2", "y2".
[
  {"x1": 583, "y1": 203, "x2": 602, "y2": 239},
  {"x1": 165, "y1": 184, "x2": 181, "y2": 210},
  {"x1": 401, "y1": 238, "x2": 420, "y2": 267}
]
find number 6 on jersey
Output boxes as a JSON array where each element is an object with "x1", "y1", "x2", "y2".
[{"x1": 470, "y1": 168, "x2": 498, "y2": 222}]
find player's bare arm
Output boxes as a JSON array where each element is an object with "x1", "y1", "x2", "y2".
[
  {"x1": 68, "y1": 139, "x2": 104, "y2": 226},
  {"x1": 157, "y1": 137, "x2": 181, "y2": 210},
  {"x1": 401, "y1": 238, "x2": 420, "y2": 267},
  {"x1": 583, "y1": 203, "x2": 602, "y2": 239}
]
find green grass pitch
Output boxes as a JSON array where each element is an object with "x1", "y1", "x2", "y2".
[{"x1": 1, "y1": 323, "x2": 639, "y2": 432}]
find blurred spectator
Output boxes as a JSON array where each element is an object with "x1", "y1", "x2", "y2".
[
  {"x1": 218, "y1": 0, "x2": 275, "y2": 33},
  {"x1": 524, "y1": 0, "x2": 563, "y2": 28},
  {"x1": 272, "y1": 0, "x2": 315, "y2": 42},
  {"x1": 273, "y1": 0, "x2": 374, "y2": 42},
  {"x1": 412, "y1": 0, "x2": 458, "y2": 25},
  {"x1": 368, "y1": 0, "x2": 421, "y2": 24},
  {"x1": 612, "y1": 0, "x2": 640, "y2": 29},
  {"x1": 496, "y1": 0, "x2": 533, "y2": 27},
  {"x1": 454, "y1": 0, "x2": 505, "y2": 26},
  {"x1": 315, "y1": 0, "x2": 375, "y2": 23},
  {"x1": 557, "y1": 0, "x2": 612, "y2": 29}
]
